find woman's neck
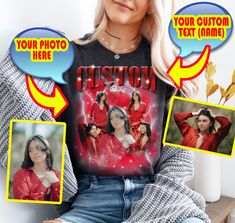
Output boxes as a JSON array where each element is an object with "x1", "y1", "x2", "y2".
[
  {"x1": 33, "y1": 162, "x2": 48, "y2": 174},
  {"x1": 134, "y1": 100, "x2": 140, "y2": 104},
  {"x1": 114, "y1": 127, "x2": 126, "y2": 138},
  {"x1": 99, "y1": 20, "x2": 142, "y2": 53},
  {"x1": 106, "y1": 20, "x2": 141, "y2": 40},
  {"x1": 200, "y1": 130, "x2": 209, "y2": 136}
]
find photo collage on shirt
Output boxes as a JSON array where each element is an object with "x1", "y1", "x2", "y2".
[{"x1": 75, "y1": 78, "x2": 162, "y2": 175}]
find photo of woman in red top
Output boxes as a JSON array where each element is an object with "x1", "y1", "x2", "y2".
[
  {"x1": 98, "y1": 106, "x2": 135, "y2": 172},
  {"x1": 13, "y1": 135, "x2": 60, "y2": 201},
  {"x1": 90, "y1": 92, "x2": 109, "y2": 131},
  {"x1": 127, "y1": 91, "x2": 147, "y2": 133},
  {"x1": 85, "y1": 123, "x2": 101, "y2": 158},
  {"x1": 174, "y1": 108, "x2": 232, "y2": 152},
  {"x1": 134, "y1": 122, "x2": 151, "y2": 151}
]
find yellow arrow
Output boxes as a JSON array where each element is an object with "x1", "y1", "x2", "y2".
[
  {"x1": 26, "y1": 75, "x2": 68, "y2": 118},
  {"x1": 167, "y1": 45, "x2": 211, "y2": 89}
]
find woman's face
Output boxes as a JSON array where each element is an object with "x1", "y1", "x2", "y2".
[
  {"x1": 28, "y1": 140, "x2": 47, "y2": 164},
  {"x1": 101, "y1": 94, "x2": 106, "y2": 101},
  {"x1": 139, "y1": 124, "x2": 147, "y2": 134},
  {"x1": 110, "y1": 109, "x2": 125, "y2": 130},
  {"x1": 132, "y1": 93, "x2": 139, "y2": 101},
  {"x1": 103, "y1": 0, "x2": 151, "y2": 25},
  {"x1": 197, "y1": 115, "x2": 212, "y2": 132},
  {"x1": 89, "y1": 125, "x2": 97, "y2": 137}
]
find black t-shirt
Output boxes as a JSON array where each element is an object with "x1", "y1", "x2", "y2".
[{"x1": 58, "y1": 36, "x2": 170, "y2": 176}]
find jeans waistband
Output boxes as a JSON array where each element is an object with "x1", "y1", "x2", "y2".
[{"x1": 79, "y1": 174, "x2": 155, "y2": 183}]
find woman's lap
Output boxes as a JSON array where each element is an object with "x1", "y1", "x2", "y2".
[
  {"x1": 58, "y1": 175, "x2": 154, "y2": 223},
  {"x1": 57, "y1": 175, "x2": 205, "y2": 223}
]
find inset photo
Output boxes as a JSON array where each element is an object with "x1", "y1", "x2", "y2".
[
  {"x1": 163, "y1": 96, "x2": 235, "y2": 157},
  {"x1": 6, "y1": 120, "x2": 66, "y2": 204}
]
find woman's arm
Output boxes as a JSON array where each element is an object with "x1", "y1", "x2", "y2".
[
  {"x1": 174, "y1": 108, "x2": 205, "y2": 136},
  {"x1": 13, "y1": 170, "x2": 31, "y2": 200},
  {"x1": 140, "y1": 135, "x2": 149, "y2": 150},
  {"x1": 49, "y1": 172, "x2": 61, "y2": 201},
  {"x1": 214, "y1": 116, "x2": 232, "y2": 139},
  {"x1": 123, "y1": 146, "x2": 210, "y2": 223},
  {"x1": 90, "y1": 103, "x2": 95, "y2": 123},
  {"x1": 174, "y1": 112, "x2": 194, "y2": 136}
]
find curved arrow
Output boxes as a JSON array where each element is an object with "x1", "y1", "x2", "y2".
[
  {"x1": 26, "y1": 75, "x2": 68, "y2": 118},
  {"x1": 167, "y1": 45, "x2": 211, "y2": 89}
]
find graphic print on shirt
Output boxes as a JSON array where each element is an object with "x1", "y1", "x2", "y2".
[{"x1": 74, "y1": 65, "x2": 163, "y2": 176}]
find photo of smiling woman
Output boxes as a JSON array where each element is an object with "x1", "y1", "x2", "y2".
[
  {"x1": 13, "y1": 135, "x2": 60, "y2": 201},
  {"x1": 174, "y1": 108, "x2": 232, "y2": 152},
  {"x1": 98, "y1": 106, "x2": 135, "y2": 170}
]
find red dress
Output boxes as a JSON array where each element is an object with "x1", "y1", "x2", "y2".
[
  {"x1": 13, "y1": 167, "x2": 60, "y2": 201},
  {"x1": 97, "y1": 133, "x2": 152, "y2": 175},
  {"x1": 86, "y1": 136, "x2": 100, "y2": 157},
  {"x1": 174, "y1": 112, "x2": 231, "y2": 152},
  {"x1": 134, "y1": 131, "x2": 150, "y2": 150},
  {"x1": 98, "y1": 133, "x2": 128, "y2": 163},
  {"x1": 128, "y1": 103, "x2": 146, "y2": 131},
  {"x1": 90, "y1": 102, "x2": 108, "y2": 130}
]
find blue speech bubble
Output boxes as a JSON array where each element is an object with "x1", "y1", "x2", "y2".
[
  {"x1": 10, "y1": 27, "x2": 74, "y2": 84},
  {"x1": 169, "y1": 2, "x2": 233, "y2": 58}
]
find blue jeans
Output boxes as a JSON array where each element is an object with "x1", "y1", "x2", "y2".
[{"x1": 58, "y1": 175, "x2": 205, "y2": 223}]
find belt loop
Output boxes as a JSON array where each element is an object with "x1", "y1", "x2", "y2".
[
  {"x1": 91, "y1": 175, "x2": 99, "y2": 185},
  {"x1": 140, "y1": 176, "x2": 146, "y2": 181}
]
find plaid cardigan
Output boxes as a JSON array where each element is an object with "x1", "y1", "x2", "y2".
[{"x1": 0, "y1": 51, "x2": 210, "y2": 223}]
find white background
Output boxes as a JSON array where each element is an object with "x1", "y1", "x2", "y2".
[{"x1": 0, "y1": 0, "x2": 235, "y2": 222}]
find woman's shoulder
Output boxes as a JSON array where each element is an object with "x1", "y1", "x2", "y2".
[
  {"x1": 99, "y1": 133, "x2": 114, "y2": 141},
  {"x1": 72, "y1": 33, "x2": 97, "y2": 49},
  {"x1": 13, "y1": 168, "x2": 31, "y2": 179}
]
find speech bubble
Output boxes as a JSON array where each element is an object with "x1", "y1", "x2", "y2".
[
  {"x1": 169, "y1": 2, "x2": 233, "y2": 58},
  {"x1": 10, "y1": 27, "x2": 74, "y2": 84}
]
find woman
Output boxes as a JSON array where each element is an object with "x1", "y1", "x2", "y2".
[
  {"x1": 134, "y1": 122, "x2": 151, "y2": 150},
  {"x1": 127, "y1": 91, "x2": 147, "y2": 133},
  {"x1": 13, "y1": 135, "x2": 60, "y2": 201},
  {"x1": 97, "y1": 106, "x2": 135, "y2": 171},
  {"x1": 85, "y1": 123, "x2": 101, "y2": 157},
  {"x1": 42, "y1": 0, "x2": 209, "y2": 222},
  {"x1": 90, "y1": 92, "x2": 109, "y2": 131},
  {"x1": 174, "y1": 108, "x2": 232, "y2": 152}
]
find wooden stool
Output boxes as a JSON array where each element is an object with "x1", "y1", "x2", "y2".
[{"x1": 206, "y1": 196, "x2": 235, "y2": 223}]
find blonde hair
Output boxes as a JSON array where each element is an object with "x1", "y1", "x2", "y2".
[{"x1": 76, "y1": 0, "x2": 198, "y2": 98}]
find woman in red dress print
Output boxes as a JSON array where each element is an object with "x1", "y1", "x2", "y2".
[
  {"x1": 127, "y1": 91, "x2": 147, "y2": 133},
  {"x1": 90, "y1": 92, "x2": 109, "y2": 131},
  {"x1": 13, "y1": 135, "x2": 60, "y2": 201},
  {"x1": 174, "y1": 108, "x2": 231, "y2": 152},
  {"x1": 85, "y1": 123, "x2": 102, "y2": 158},
  {"x1": 134, "y1": 122, "x2": 151, "y2": 151},
  {"x1": 98, "y1": 106, "x2": 135, "y2": 172}
]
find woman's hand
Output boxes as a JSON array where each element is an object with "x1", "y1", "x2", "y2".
[
  {"x1": 44, "y1": 171, "x2": 59, "y2": 184},
  {"x1": 96, "y1": 128, "x2": 101, "y2": 136},
  {"x1": 123, "y1": 134, "x2": 135, "y2": 145},
  {"x1": 41, "y1": 177, "x2": 51, "y2": 188}
]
